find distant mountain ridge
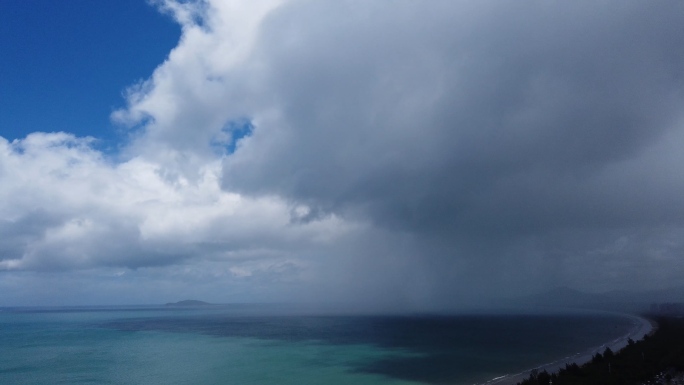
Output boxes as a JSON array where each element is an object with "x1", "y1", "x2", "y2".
[
  {"x1": 510, "y1": 286, "x2": 684, "y2": 312},
  {"x1": 164, "y1": 300, "x2": 212, "y2": 307}
]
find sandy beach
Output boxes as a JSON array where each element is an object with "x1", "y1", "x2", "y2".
[{"x1": 479, "y1": 314, "x2": 656, "y2": 385}]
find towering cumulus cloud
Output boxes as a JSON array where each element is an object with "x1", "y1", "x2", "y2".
[{"x1": 2, "y1": 0, "x2": 684, "y2": 307}]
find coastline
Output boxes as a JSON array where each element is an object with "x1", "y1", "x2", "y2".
[{"x1": 479, "y1": 313, "x2": 656, "y2": 385}]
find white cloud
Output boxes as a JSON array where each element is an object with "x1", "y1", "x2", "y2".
[
  {"x1": 0, "y1": 133, "x2": 351, "y2": 276},
  {"x1": 113, "y1": 0, "x2": 285, "y2": 160}
]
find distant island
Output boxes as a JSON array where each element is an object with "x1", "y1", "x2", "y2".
[{"x1": 164, "y1": 300, "x2": 212, "y2": 307}]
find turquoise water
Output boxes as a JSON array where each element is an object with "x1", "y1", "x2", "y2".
[{"x1": 0, "y1": 306, "x2": 637, "y2": 385}]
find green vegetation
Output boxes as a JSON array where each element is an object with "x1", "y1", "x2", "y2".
[{"x1": 518, "y1": 316, "x2": 684, "y2": 385}]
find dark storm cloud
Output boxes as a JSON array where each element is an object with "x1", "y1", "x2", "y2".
[
  {"x1": 225, "y1": 0, "x2": 684, "y2": 236},
  {"x1": 216, "y1": 1, "x2": 684, "y2": 295}
]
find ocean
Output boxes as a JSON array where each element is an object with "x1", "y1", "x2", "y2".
[{"x1": 0, "y1": 305, "x2": 639, "y2": 385}]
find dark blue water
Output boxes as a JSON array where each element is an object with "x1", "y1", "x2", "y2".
[{"x1": 0, "y1": 306, "x2": 638, "y2": 385}]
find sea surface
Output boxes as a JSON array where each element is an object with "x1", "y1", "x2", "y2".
[{"x1": 0, "y1": 305, "x2": 639, "y2": 385}]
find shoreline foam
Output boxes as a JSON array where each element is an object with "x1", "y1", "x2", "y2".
[{"x1": 479, "y1": 313, "x2": 655, "y2": 385}]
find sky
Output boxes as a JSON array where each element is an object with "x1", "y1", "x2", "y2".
[{"x1": 1, "y1": 0, "x2": 684, "y2": 308}]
